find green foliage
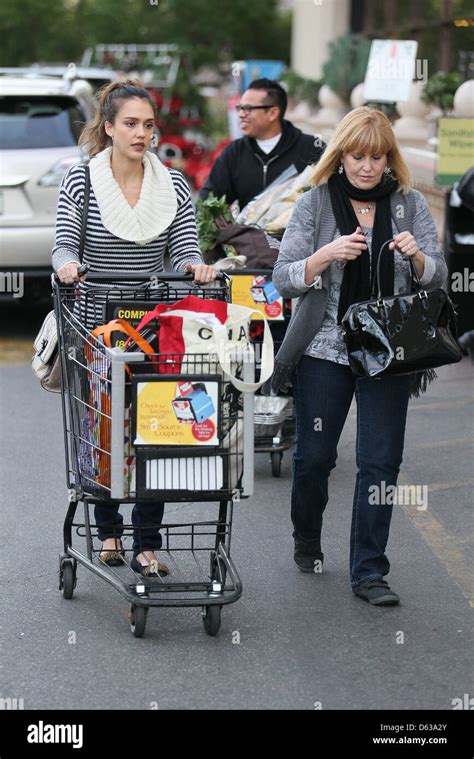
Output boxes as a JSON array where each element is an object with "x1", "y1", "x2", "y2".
[
  {"x1": 200, "y1": 107, "x2": 229, "y2": 144},
  {"x1": 0, "y1": 0, "x2": 78, "y2": 65},
  {"x1": 150, "y1": 0, "x2": 291, "y2": 71},
  {"x1": 421, "y1": 71, "x2": 463, "y2": 114},
  {"x1": 321, "y1": 34, "x2": 371, "y2": 103},
  {"x1": 364, "y1": 102, "x2": 398, "y2": 119},
  {"x1": 281, "y1": 70, "x2": 322, "y2": 108},
  {"x1": 195, "y1": 193, "x2": 234, "y2": 260},
  {"x1": 0, "y1": 0, "x2": 291, "y2": 71}
]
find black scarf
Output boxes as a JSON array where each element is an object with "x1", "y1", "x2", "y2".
[{"x1": 328, "y1": 171, "x2": 398, "y2": 323}]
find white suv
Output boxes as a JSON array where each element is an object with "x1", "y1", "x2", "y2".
[{"x1": 0, "y1": 73, "x2": 97, "y2": 300}]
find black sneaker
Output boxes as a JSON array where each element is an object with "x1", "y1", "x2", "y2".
[
  {"x1": 353, "y1": 579, "x2": 400, "y2": 606},
  {"x1": 294, "y1": 536, "x2": 324, "y2": 573}
]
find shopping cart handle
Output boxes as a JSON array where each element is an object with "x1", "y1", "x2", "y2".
[
  {"x1": 52, "y1": 268, "x2": 230, "y2": 284},
  {"x1": 70, "y1": 270, "x2": 230, "y2": 283}
]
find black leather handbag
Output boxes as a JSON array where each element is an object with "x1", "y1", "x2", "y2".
[{"x1": 341, "y1": 240, "x2": 463, "y2": 379}]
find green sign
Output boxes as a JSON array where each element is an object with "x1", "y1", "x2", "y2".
[{"x1": 437, "y1": 118, "x2": 474, "y2": 186}]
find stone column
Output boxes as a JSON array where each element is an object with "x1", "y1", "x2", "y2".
[
  {"x1": 291, "y1": 0, "x2": 351, "y2": 81},
  {"x1": 309, "y1": 85, "x2": 347, "y2": 143}
]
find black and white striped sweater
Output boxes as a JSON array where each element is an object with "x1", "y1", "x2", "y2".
[
  {"x1": 52, "y1": 161, "x2": 203, "y2": 329},
  {"x1": 52, "y1": 163, "x2": 203, "y2": 275}
]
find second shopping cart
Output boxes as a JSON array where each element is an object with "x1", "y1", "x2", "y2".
[{"x1": 229, "y1": 268, "x2": 295, "y2": 477}]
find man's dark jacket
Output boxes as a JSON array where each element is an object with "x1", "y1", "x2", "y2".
[{"x1": 199, "y1": 120, "x2": 325, "y2": 210}]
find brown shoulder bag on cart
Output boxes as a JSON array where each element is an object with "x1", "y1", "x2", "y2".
[
  {"x1": 32, "y1": 166, "x2": 90, "y2": 392},
  {"x1": 207, "y1": 223, "x2": 279, "y2": 268}
]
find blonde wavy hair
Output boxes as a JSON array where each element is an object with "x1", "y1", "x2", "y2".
[{"x1": 311, "y1": 106, "x2": 411, "y2": 192}]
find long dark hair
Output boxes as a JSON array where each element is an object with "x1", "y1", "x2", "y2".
[{"x1": 79, "y1": 79, "x2": 157, "y2": 157}]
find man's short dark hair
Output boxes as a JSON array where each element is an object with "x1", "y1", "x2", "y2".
[{"x1": 247, "y1": 78, "x2": 287, "y2": 120}]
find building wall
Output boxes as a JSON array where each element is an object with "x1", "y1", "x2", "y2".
[{"x1": 291, "y1": 0, "x2": 351, "y2": 80}]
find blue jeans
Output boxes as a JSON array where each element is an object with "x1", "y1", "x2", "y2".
[
  {"x1": 94, "y1": 501, "x2": 165, "y2": 556},
  {"x1": 292, "y1": 356, "x2": 410, "y2": 588}
]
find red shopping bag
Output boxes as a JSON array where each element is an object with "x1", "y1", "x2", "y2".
[
  {"x1": 134, "y1": 295, "x2": 229, "y2": 374},
  {"x1": 134, "y1": 294, "x2": 274, "y2": 392}
]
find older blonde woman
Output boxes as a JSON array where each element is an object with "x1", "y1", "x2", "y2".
[{"x1": 269, "y1": 107, "x2": 447, "y2": 605}]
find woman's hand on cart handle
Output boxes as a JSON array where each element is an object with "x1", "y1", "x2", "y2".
[
  {"x1": 57, "y1": 262, "x2": 89, "y2": 284},
  {"x1": 185, "y1": 262, "x2": 218, "y2": 284}
]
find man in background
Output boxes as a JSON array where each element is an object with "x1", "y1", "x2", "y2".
[{"x1": 199, "y1": 78, "x2": 325, "y2": 210}]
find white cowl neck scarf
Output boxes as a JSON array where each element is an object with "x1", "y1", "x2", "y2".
[{"x1": 88, "y1": 146, "x2": 178, "y2": 245}]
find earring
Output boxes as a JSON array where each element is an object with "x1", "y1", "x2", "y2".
[
  {"x1": 384, "y1": 165, "x2": 391, "y2": 175},
  {"x1": 338, "y1": 164, "x2": 344, "y2": 174}
]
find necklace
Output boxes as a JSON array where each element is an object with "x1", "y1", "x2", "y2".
[{"x1": 354, "y1": 203, "x2": 374, "y2": 215}]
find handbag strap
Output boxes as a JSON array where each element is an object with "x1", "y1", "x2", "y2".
[
  {"x1": 92, "y1": 319, "x2": 158, "y2": 360},
  {"x1": 375, "y1": 192, "x2": 423, "y2": 299},
  {"x1": 79, "y1": 165, "x2": 90, "y2": 263},
  {"x1": 213, "y1": 309, "x2": 274, "y2": 392},
  {"x1": 375, "y1": 240, "x2": 422, "y2": 299}
]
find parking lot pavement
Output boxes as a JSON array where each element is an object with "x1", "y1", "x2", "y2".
[{"x1": 0, "y1": 316, "x2": 472, "y2": 710}]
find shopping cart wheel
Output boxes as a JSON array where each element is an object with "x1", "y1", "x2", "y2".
[
  {"x1": 130, "y1": 604, "x2": 147, "y2": 638},
  {"x1": 202, "y1": 605, "x2": 221, "y2": 637},
  {"x1": 271, "y1": 451, "x2": 282, "y2": 477},
  {"x1": 60, "y1": 558, "x2": 76, "y2": 600}
]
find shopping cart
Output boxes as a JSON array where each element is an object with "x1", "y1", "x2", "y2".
[
  {"x1": 54, "y1": 271, "x2": 255, "y2": 638},
  {"x1": 229, "y1": 268, "x2": 295, "y2": 477}
]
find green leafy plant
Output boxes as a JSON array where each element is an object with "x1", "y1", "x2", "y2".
[
  {"x1": 421, "y1": 71, "x2": 463, "y2": 114},
  {"x1": 364, "y1": 102, "x2": 398, "y2": 120},
  {"x1": 281, "y1": 70, "x2": 322, "y2": 108},
  {"x1": 321, "y1": 34, "x2": 371, "y2": 103},
  {"x1": 195, "y1": 193, "x2": 234, "y2": 261}
]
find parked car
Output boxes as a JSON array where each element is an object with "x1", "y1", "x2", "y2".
[
  {"x1": 0, "y1": 71, "x2": 97, "y2": 301},
  {"x1": 0, "y1": 64, "x2": 118, "y2": 93}
]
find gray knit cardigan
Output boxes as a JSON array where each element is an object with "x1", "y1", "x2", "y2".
[{"x1": 264, "y1": 184, "x2": 448, "y2": 395}]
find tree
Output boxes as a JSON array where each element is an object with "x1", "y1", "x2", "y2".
[
  {"x1": 322, "y1": 34, "x2": 371, "y2": 103},
  {"x1": 0, "y1": 0, "x2": 291, "y2": 71},
  {"x1": 0, "y1": 0, "x2": 74, "y2": 65},
  {"x1": 144, "y1": 0, "x2": 291, "y2": 70}
]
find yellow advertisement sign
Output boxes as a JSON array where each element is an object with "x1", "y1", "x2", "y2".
[
  {"x1": 438, "y1": 119, "x2": 474, "y2": 186},
  {"x1": 135, "y1": 378, "x2": 220, "y2": 447},
  {"x1": 231, "y1": 273, "x2": 284, "y2": 321}
]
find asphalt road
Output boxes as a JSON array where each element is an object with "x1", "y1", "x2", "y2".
[{"x1": 0, "y1": 303, "x2": 473, "y2": 711}]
